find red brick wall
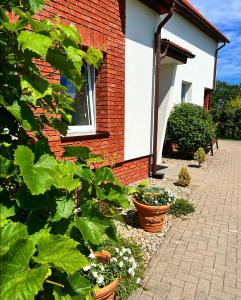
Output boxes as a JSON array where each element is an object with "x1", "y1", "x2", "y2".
[{"x1": 36, "y1": 0, "x2": 150, "y2": 184}]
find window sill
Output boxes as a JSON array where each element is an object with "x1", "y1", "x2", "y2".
[{"x1": 61, "y1": 131, "x2": 110, "y2": 141}]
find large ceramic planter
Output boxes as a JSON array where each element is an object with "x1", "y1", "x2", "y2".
[
  {"x1": 93, "y1": 251, "x2": 118, "y2": 300},
  {"x1": 94, "y1": 279, "x2": 118, "y2": 300},
  {"x1": 133, "y1": 197, "x2": 170, "y2": 233}
]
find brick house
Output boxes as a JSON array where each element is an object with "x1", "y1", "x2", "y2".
[{"x1": 38, "y1": 0, "x2": 228, "y2": 185}]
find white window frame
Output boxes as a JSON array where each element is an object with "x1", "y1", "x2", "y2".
[{"x1": 68, "y1": 65, "x2": 96, "y2": 134}]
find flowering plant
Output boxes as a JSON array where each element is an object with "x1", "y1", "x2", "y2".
[
  {"x1": 80, "y1": 247, "x2": 141, "y2": 290},
  {"x1": 131, "y1": 182, "x2": 176, "y2": 206}
]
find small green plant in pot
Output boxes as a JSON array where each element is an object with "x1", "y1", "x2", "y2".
[
  {"x1": 194, "y1": 147, "x2": 206, "y2": 167},
  {"x1": 177, "y1": 167, "x2": 191, "y2": 187},
  {"x1": 129, "y1": 182, "x2": 176, "y2": 233}
]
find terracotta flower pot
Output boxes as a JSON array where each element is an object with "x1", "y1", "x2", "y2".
[
  {"x1": 93, "y1": 251, "x2": 118, "y2": 300},
  {"x1": 94, "y1": 279, "x2": 118, "y2": 300},
  {"x1": 94, "y1": 251, "x2": 111, "y2": 263},
  {"x1": 133, "y1": 197, "x2": 170, "y2": 233}
]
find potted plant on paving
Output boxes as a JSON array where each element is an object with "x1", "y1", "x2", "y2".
[
  {"x1": 80, "y1": 246, "x2": 141, "y2": 300},
  {"x1": 130, "y1": 182, "x2": 176, "y2": 233}
]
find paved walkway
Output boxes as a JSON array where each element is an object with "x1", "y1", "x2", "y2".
[{"x1": 130, "y1": 140, "x2": 241, "y2": 300}]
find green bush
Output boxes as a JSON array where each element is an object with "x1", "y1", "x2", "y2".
[
  {"x1": 167, "y1": 103, "x2": 216, "y2": 157},
  {"x1": 169, "y1": 198, "x2": 195, "y2": 218},
  {"x1": 217, "y1": 106, "x2": 241, "y2": 140},
  {"x1": 194, "y1": 147, "x2": 206, "y2": 167},
  {"x1": 177, "y1": 167, "x2": 191, "y2": 187}
]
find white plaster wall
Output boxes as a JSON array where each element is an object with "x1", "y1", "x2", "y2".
[
  {"x1": 125, "y1": 0, "x2": 217, "y2": 161},
  {"x1": 125, "y1": 0, "x2": 156, "y2": 160},
  {"x1": 161, "y1": 12, "x2": 217, "y2": 106}
]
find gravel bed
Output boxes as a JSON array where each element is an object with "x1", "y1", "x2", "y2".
[{"x1": 115, "y1": 177, "x2": 193, "y2": 265}]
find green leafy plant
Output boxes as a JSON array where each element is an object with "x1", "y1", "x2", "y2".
[
  {"x1": 176, "y1": 167, "x2": 191, "y2": 187},
  {"x1": 169, "y1": 198, "x2": 195, "y2": 218},
  {"x1": 0, "y1": 1, "x2": 130, "y2": 299},
  {"x1": 167, "y1": 103, "x2": 216, "y2": 157},
  {"x1": 194, "y1": 147, "x2": 206, "y2": 167},
  {"x1": 129, "y1": 181, "x2": 176, "y2": 206}
]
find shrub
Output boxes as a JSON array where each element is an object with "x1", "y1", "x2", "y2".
[
  {"x1": 194, "y1": 147, "x2": 206, "y2": 167},
  {"x1": 217, "y1": 106, "x2": 241, "y2": 140},
  {"x1": 169, "y1": 198, "x2": 195, "y2": 218},
  {"x1": 177, "y1": 167, "x2": 191, "y2": 187},
  {"x1": 167, "y1": 103, "x2": 216, "y2": 157}
]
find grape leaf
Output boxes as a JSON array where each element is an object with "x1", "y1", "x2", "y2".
[
  {"x1": 0, "y1": 222, "x2": 27, "y2": 256},
  {"x1": 18, "y1": 31, "x2": 52, "y2": 59},
  {"x1": 0, "y1": 239, "x2": 50, "y2": 300},
  {"x1": 34, "y1": 234, "x2": 88, "y2": 274}
]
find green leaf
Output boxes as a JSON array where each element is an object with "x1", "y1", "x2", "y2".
[
  {"x1": 50, "y1": 197, "x2": 75, "y2": 222},
  {"x1": 14, "y1": 146, "x2": 56, "y2": 195},
  {"x1": 68, "y1": 274, "x2": 92, "y2": 297},
  {"x1": 21, "y1": 75, "x2": 53, "y2": 103},
  {"x1": 0, "y1": 239, "x2": 50, "y2": 300},
  {"x1": 85, "y1": 47, "x2": 103, "y2": 69},
  {"x1": 57, "y1": 23, "x2": 82, "y2": 44},
  {"x1": 95, "y1": 167, "x2": 116, "y2": 185},
  {"x1": 0, "y1": 222, "x2": 28, "y2": 256},
  {"x1": 29, "y1": 0, "x2": 46, "y2": 13},
  {"x1": 63, "y1": 146, "x2": 91, "y2": 159},
  {"x1": 0, "y1": 155, "x2": 16, "y2": 178},
  {"x1": 53, "y1": 287, "x2": 72, "y2": 300},
  {"x1": 34, "y1": 234, "x2": 88, "y2": 274},
  {"x1": 18, "y1": 31, "x2": 52, "y2": 59},
  {"x1": 75, "y1": 217, "x2": 107, "y2": 245},
  {"x1": 0, "y1": 204, "x2": 15, "y2": 219}
]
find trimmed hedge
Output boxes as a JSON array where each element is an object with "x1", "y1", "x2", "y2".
[
  {"x1": 167, "y1": 103, "x2": 216, "y2": 157},
  {"x1": 217, "y1": 107, "x2": 241, "y2": 140}
]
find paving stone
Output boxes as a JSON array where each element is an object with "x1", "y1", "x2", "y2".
[{"x1": 128, "y1": 141, "x2": 241, "y2": 300}]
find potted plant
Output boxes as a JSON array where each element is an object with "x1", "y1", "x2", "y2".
[
  {"x1": 80, "y1": 247, "x2": 140, "y2": 300},
  {"x1": 130, "y1": 182, "x2": 176, "y2": 233}
]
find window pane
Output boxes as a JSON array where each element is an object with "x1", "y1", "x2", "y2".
[{"x1": 60, "y1": 66, "x2": 94, "y2": 127}]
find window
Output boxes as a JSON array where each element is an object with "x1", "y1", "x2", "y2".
[
  {"x1": 60, "y1": 65, "x2": 96, "y2": 133},
  {"x1": 181, "y1": 81, "x2": 192, "y2": 103}
]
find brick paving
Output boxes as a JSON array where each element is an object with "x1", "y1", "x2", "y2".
[{"x1": 129, "y1": 140, "x2": 241, "y2": 300}]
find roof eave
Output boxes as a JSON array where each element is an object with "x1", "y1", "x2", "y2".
[
  {"x1": 175, "y1": 1, "x2": 230, "y2": 43},
  {"x1": 138, "y1": 0, "x2": 173, "y2": 14}
]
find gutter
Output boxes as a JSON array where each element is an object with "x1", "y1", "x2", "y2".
[
  {"x1": 151, "y1": 0, "x2": 175, "y2": 178},
  {"x1": 212, "y1": 42, "x2": 226, "y2": 89}
]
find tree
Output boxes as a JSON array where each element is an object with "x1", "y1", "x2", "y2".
[
  {"x1": 211, "y1": 81, "x2": 241, "y2": 122},
  {"x1": 0, "y1": 1, "x2": 129, "y2": 299}
]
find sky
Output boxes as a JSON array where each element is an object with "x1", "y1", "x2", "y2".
[{"x1": 188, "y1": 0, "x2": 241, "y2": 84}]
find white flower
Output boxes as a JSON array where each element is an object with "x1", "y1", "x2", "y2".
[
  {"x1": 119, "y1": 261, "x2": 124, "y2": 268},
  {"x1": 89, "y1": 253, "x2": 95, "y2": 259},
  {"x1": 136, "y1": 278, "x2": 141, "y2": 284},
  {"x1": 91, "y1": 263, "x2": 97, "y2": 267},
  {"x1": 96, "y1": 275, "x2": 104, "y2": 285},
  {"x1": 110, "y1": 257, "x2": 118, "y2": 263},
  {"x1": 126, "y1": 248, "x2": 132, "y2": 254},
  {"x1": 92, "y1": 271, "x2": 98, "y2": 278},
  {"x1": 119, "y1": 251, "x2": 123, "y2": 257},
  {"x1": 114, "y1": 248, "x2": 119, "y2": 253},
  {"x1": 129, "y1": 256, "x2": 135, "y2": 263},
  {"x1": 123, "y1": 256, "x2": 128, "y2": 261},
  {"x1": 99, "y1": 265, "x2": 104, "y2": 272},
  {"x1": 83, "y1": 265, "x2": 91, "y2": 271},
  {"x1": 132, "y1": 260, "x2": 137, "y2": 269},
  {"x1": 122, "y1": 247, "x2": 127, "y2": 253},
  {"x1": 128, "y1": 268, "x2": 135, "y2": 277}
]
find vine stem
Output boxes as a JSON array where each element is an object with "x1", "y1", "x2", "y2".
[{"x1": 45, "y1": 280, "x2": 64, "y2": 289}]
